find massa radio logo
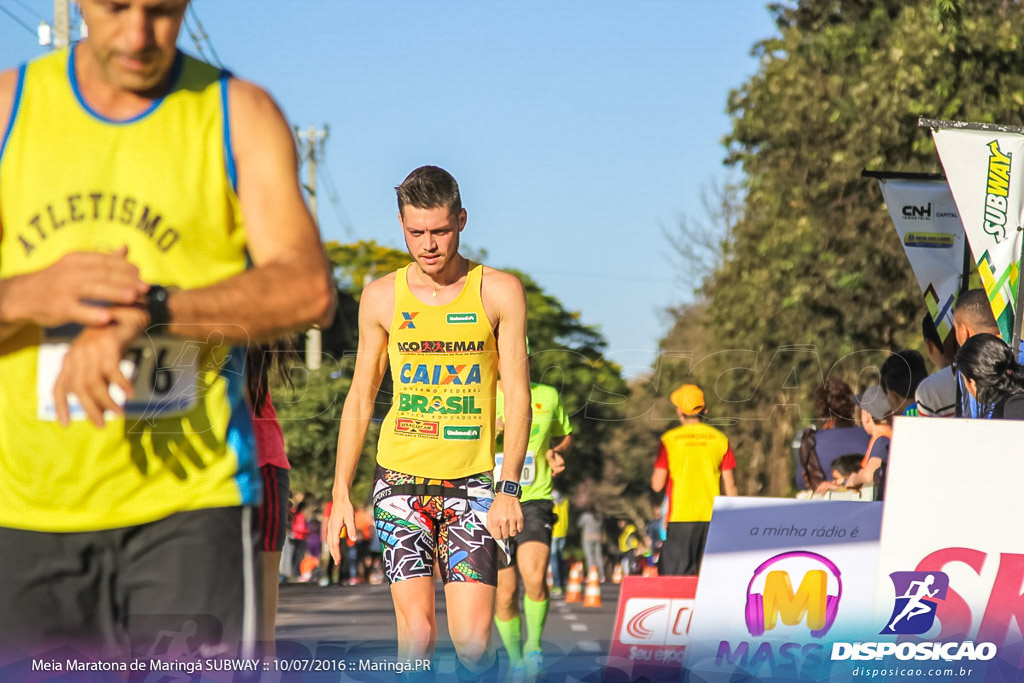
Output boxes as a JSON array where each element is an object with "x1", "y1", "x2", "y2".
[
  {"x1": 394, "y1": 417, "x2": 439, "y2": 437},
  {"x1": 744, "y1": 551, "x2": 842, "y2": 638},
  {"x1": 880, "y1": 571, "x2": 948, "y2": 635}
]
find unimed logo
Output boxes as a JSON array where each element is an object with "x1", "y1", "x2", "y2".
[
  {"x1": 744, "y1": 551, "x2": 842, "y2": 638},
  {"x1": 617, "y1": 598, "x2": 693, "y2": 646}
]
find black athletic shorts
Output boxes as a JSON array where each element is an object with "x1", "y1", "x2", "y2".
[
  {"x1": 0, "y1": 507, "x2": 259, "y2": 660},
  {"x1": 659, "y1": 521, "x2": 710, "y2": 576},
  {"x1": 257, "y1": 465, "x2": 290, "y2": 552},
  {"x1": 508, "y1": 499, "x2": 556, "y2": 559}
]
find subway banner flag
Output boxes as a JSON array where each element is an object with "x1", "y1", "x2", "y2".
[
  {"x1": 932, "y1": 127, "x2": 1024, "y2": 343},
  {"x1": 877, "y1": 177, "x2": 967, "y2": 342}
]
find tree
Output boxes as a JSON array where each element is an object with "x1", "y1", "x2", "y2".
[{"x1": 660, "y1": 0, "x2": 1024, "y2": 495}]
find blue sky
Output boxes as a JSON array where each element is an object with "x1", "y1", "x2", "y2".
[{"x1": 0, "y1": 1, "x2": 779, "y2": 376}]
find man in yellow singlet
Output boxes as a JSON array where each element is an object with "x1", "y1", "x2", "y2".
[
  {"x1": 327, "y1": 166, "x2": 531, "y2": 678},
  {"x1": 0, "y1": 0, "x2": 333, "y2": 660}
]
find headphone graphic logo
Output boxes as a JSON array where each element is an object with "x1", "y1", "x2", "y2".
[{"x1": 744, "y1": 551, "x2": 842, "y2": 638}]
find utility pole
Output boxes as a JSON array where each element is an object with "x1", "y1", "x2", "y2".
[
  {"x1": 39, "y1": 0, "x2": 85, "y2": 49},
  {"x1": 53, "y1": 0, "x2": 70, "y2": 48},
  {"x1": 296, "y1": 125, "x2": 330, "y2": 370}
]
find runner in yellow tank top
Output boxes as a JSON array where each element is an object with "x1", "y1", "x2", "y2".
[
  {"x1": 0, "y1": 0, "x2": 333, "y2": 660},
  {"x1": 328, "y1": 166, "x2": 531, "y2": 677}
]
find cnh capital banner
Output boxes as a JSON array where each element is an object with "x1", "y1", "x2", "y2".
[
  {"x1": 877, "y1": 177, "x2": 966, "y2": 342},
  {"x1": 932, "y1": 127, "x2": 1024, "y2": 342}
]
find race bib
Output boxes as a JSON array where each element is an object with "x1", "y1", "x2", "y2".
[
  {"x1": 493, "y1": 451, "x2": 536, "y2": 486},
  {"x1": 37, "y1": 333, "x2": 200, "y2": 421}
]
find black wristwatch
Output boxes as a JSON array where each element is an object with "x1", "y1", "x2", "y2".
[
  {"x1": 496, "y1": 480, "x2": 522, "y2": 499},
  {"x1": 145, "y1": 285, "x2": 172, "y2": 327}
]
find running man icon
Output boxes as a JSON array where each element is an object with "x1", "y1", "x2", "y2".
[{"x1": 882, "y1": 571, "x2": 949, "y2": 635}]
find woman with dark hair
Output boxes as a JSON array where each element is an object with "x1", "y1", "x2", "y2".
[
  {"x1": 247, "y1": 338, "x2": 299, "y2": 655},
  {"x1": 797, "y1": 377, "x2": 871, "y2": 491},
  {"x1": 956, "y1": 333, "x2": 1024, "y2": 419}
]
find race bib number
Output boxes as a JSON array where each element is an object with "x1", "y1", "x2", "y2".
[
  {"x1": 37, "y1": 334, "x2": 200, "y2": 421},
  {"x1": 493, "y1": 451, "x2": 536, "y2": 486}
]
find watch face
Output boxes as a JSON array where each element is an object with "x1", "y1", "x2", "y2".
[{"x1": 499, "y1": 480, "x2": 521, "y2": 497}]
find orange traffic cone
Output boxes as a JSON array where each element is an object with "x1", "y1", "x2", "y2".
[
  {"x1": 583, "y1": 566, "x2": 602, "y2": 607},
  {"x1": 547, "y1": 565, "x2": 554, "y2": 588},
  {"x1": 611, "y1": 563, "x2": 623, "y2": 584},
  {"x1": 565, "y1": 562, "x2": 583, "y2": 603},
  {"x1": 643, "y1": 562, "x2": 658, "y2": 578}
]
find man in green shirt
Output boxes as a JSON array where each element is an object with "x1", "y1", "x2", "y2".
[{"x1": 493, "y1": 379, "x2": 573, "y2": 677}]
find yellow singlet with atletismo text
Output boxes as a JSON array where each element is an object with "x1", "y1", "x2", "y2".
[
  {"x1": 377, "y1": 264, "x2": 498, "y2": 479},
  {"x1": 0, "y1": 48, "x2": 256, "y2": 532}
]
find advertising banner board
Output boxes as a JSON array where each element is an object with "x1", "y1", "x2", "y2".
[
  {"x1": 876, "y1": 177, "x2": 967, "y2": 342},
  {"x1": 605, "y1": 575, "x2": 697, "y2": 681},
  {"x1": 684, "y1": 497, "x2": 882, "y2": 682},
  {"x1": 932, "y1": 127, "x2": 1024, "y2": 342}
]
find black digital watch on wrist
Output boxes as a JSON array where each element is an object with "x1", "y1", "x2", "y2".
[
  {"x1": 145, "y1": 285, "x2": 172, "y2": 327},
  {"x1": 496, "y1": 480, "x2": 522, "y2": 499}
]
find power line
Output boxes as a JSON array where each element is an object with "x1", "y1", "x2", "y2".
[
  {"x1": 182, "y1": 11, "x2": 210, "y2": 62},
  {"x1": 187, "y1": 3, "x2": 223, "y2": 69},
  {"x1": 9, "y1": 0, "x2": 43, "y2": 21},
  {"x1": 0, "y1": 3, "x2": 37, "y2": 37},
  {"x1": 319, "y1": 161, "x2": 355, "y2": 239}
]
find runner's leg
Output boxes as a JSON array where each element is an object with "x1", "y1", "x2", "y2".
[
  {"x1": 494, "y1": 562, "x2": 524, "y2": 668},
  {"x1": 391, "y1": 577, "x2": 438, "y2": 660}
]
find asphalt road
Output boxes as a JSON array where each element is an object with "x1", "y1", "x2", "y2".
[{"x1": 273, "y1": 580, "x2": 622, "y2": 681}]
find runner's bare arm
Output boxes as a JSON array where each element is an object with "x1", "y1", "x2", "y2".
[
  {"x1": 483, "y1": 268, "x2": 530, "y2": 539},
  {"x1": 546, "y1": 433, "x2": 572, "y2": 476},
  {"x1": 0, "y1": 71, "x2": 146, "y2": 339},
  {"x1": 157, "y1": 78, "x2": 335, "y2": 342},
  {"x1": 487, "y1": 269, "x2": 531, "y2": 482},
  {"x1": 651, "y1": 467, "x2": 668, "y2": 493},
  {"x1": 327, "y1": 276, "x2": 392, "y2": 564},
  {"x1": 722, "y1": 469, "x2": 738, "y2": 496}
]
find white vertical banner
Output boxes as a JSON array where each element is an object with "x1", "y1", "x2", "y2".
[
  {"x1": 932, "y1": 127, "x2": 1024, "y2": 342},
  {"x1": 871, "y1": 416, "x2": 1024, "y2": 680},
  {"x1": 877, "y1": 178, "x2": 966, "y2": 342}
]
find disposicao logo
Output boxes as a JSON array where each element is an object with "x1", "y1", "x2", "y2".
[{"x1": 831, "y1": 569, "x2": 996, "y2": 663}]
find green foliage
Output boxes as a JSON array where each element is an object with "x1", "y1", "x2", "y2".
[
  {"x1": 661, "y1": 0, "x2": 1024, "y2": 496},
  {"x1": 273, "y1": 366, "x2": 379, "y2": 506}
]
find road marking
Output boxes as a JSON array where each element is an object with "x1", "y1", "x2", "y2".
[
  {"x1": 578, "y1": 641, "x2": 601, "y2": 652},
  {"x1": 570, "y1": 623, "x2": 588, "y2": 632},
  {"x1": 562, "y1": 613, "x2": 577, "y2": 620}
]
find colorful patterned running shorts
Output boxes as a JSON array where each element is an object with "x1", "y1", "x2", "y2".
[{"x1": 372, "y1": 465, "x2": 509, "y2": 585}]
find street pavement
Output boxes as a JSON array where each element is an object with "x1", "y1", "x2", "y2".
[{"x1": 274, "y1": 580, "x2": 622, "y2": 681}]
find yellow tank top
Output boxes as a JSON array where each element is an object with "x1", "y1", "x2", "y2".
[
  {"x1": 377, "y1": 263, "x2": 498, "y2": 478},
  {"x1": 0, "y1": 48, "x2": 255, "y2": 532}
]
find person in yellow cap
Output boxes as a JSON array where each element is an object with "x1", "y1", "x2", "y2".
[{"x1": 650, "y1": 384, "x2": 737, "y2": 575}]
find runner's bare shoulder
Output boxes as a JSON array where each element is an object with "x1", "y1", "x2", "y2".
[
  {"x1": 0, "y1": 68, "x2": 19, "y2": 145},
  {"x1": 480, "y1": 266, "x2": 526, "y2": 303},
  {"x1": 360, "y1": 271, "x2": 397, "y2": 331}
]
